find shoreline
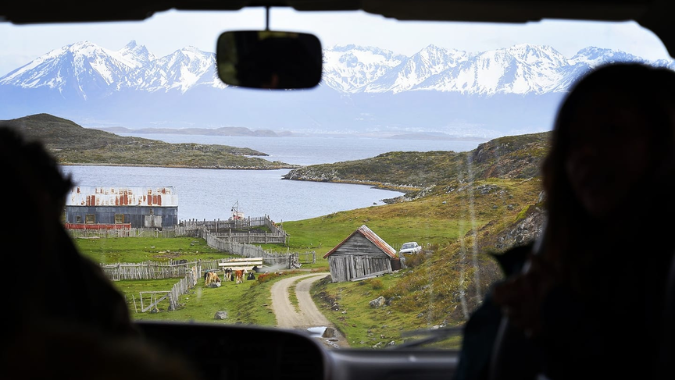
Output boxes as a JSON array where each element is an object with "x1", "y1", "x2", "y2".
[
  {"x1": 281, "y1": 176, "x2": 418, "y2": 193},
  {"x1": 59, "y1": 162, "x2": 301, "y2": 170}
]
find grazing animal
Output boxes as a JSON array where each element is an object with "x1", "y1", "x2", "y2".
[
  {"x1": 224, "y1": 268, "x2": 232, "y2": 282},
  {"x1": 205, "y1": 271, "x2": 221, "y2": 287},
  {"x1": 247, "y1": 272, "x2": 255, "y2": 280},
  {"x1": 234, "y1": 270, "x2": 244, "y2": 284},
  {"x1": 203, "y1": 270, "x2": 215, "y2": 282}
]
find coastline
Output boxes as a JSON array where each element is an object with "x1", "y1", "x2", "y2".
[{"x1": 59, "y1": 162, "x2": 301, "y2": 170}]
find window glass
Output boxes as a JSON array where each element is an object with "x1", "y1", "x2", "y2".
[{"x1": 0, "y1": 10, "x2": 670, "y2": 350}]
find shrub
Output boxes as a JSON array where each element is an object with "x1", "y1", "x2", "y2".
[
  {"x1": 367, "y1": 278, "x2": 384, "y2": 290},
  {"x1": 381, "y1": 287, "x2": 399, "y2": 299},
  {"x1": 257, "y1": 273, "x2": 276, "y2": 284},
  {"x1": 404, "y1": 253, "x2": 427, "y2": 268}
]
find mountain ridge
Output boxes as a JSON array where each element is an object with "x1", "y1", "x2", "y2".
[
  {"x1": 1, "y1": 41, "x2": 668, "y2": 96},
  {"x1": 0, "y1": 41, "x2": 670, "y2": 137}
]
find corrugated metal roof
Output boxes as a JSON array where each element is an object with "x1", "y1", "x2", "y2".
[
  {"x1": 323, "y1": 225, "x2": 397, "y2": 259},
  {"x1": 66, "y1": 186, "x2": 178, "y2": 207}
]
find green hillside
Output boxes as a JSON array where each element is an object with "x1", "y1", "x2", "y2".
[
  {"x1": 283, "y1": 132, "x2": 549, "y2": 190},
  {"x1": 287, "y1": 132, "x2": 551, "y2": 348}
]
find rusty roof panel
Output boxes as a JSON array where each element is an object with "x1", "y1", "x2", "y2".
[
  {"x1": 323, "y1": 225, "x2": 397, "y2": 259},
  {"x1": 66, "y1": 186, "x2": 178, "y2": 207}
]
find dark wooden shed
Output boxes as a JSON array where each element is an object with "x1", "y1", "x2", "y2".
[{"x1": 323, "y1": 225, "x2": 399, "y2": 282}]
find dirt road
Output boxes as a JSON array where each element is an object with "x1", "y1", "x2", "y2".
[{"x1": 270, "y1": 273, "x2": 349, "y2": 348}]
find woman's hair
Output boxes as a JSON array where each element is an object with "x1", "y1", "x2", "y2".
[
  {"x1": 540, "y1": 63, "x2": 675, "y2": 281},
  {"x1": 0, "y1": 126, "x2": 74, "y2": 212}
]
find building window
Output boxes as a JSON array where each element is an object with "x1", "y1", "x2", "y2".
[
  {"x1": 85, "y1": 214, "x2": 96, "y2": 224},
  {"x1": 115, "y1": 214, "x2": 124, "y2": 224},
  {"x1": 76, "y1": 215, "x2": 82, "y2": 223}
]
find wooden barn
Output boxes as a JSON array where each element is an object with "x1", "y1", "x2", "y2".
[
  {"x1": 324, "y1": 225, "x2": 400, "y2": 282},
  {"x1": 64, "y1": 186, "x2": 178, "y2": 229}
]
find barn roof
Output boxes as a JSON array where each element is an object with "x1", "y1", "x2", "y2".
[
  {"x1": 66, "y1": 186, "x2": 178, "y2": 207},
  {"x1": 323, "y1": 225, "x2": 397, "y2": 259}
]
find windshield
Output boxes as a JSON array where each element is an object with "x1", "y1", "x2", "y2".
[{"x1": 0, "y1": 9, "x2": 670, "y2": 350}]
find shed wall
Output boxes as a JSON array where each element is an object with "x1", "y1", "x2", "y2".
[
  {"x1": 328, "y1": 255, "x2": 392, "y2": 282},
  {"x1": 327, "y1": 235, "x2": 394, "y2": 282},
  {"x1": 65, "y1": 206, "x2": 178, "y2": 228}
]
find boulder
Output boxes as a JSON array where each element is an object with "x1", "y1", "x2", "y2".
[
  {"x1": 322, "y1": 327, "x2": 336, "y2": 338},
  {"x1": 214, "y1": 311, "x2": 228, "y2": 320},
  {"x1": 369, "y1": 296, "x2": 385, "y2": 308}
]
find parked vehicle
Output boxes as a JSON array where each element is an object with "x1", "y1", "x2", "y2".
[{"x1": 399, "y1": 242, "x2": 422, "y2": 255}]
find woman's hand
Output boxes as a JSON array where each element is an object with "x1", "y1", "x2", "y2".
[{"x1": 492, "y1": 255, "x2": 558, "y2": 338}]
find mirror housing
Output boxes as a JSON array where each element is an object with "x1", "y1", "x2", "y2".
[{"x1": 216, "y1": 31, "x2": 323, "y2": 90}]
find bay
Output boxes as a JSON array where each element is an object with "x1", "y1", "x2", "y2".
[
  {"x1": 114, "y1": 133, "x2": 483, "y2": 166},
  {"x1": 61, "y1": 135, "x2": 482, "y2": 222}
]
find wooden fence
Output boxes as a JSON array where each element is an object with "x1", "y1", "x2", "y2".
[
  {"x1": 297, "y1": 251, "x2": 316, "y2": 264},
  {"x1": 177, "y1": 216, "x2": 288, "y2": 244},
  {"x1": 101, "y1": 253, "x2": 308, "y2": 281},
  {"x1": 210, "y1": 231, "x2": 287, "y2": 244},
  {"x1": 139, "y1": 268, "x2": 198, "y2": 312},
  {"x1": 96, "y1": 226, "x2": 314, "y2": 282},
  {"x1": 179, "y1": 215, "x2": 283, "y2": 233},
  {"x1": 68, "y1": 227, "x2": 177, "y2": 239},
  {"x1": 205, "y1": 232, "x2": 306, "y2": 268},
  {"x1": 67, "y1": 215, "x2": 288, "y2": 245},
  {"x1": 102, "y1": 261, "x2": 202, "y2": 281}
]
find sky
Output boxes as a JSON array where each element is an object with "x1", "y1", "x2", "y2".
[{"x1": 0, "y1": 8, "x2": 672, "y2": 76}]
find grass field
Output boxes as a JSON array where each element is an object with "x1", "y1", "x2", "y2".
[
  {"x1": 114, "y1": 273, "x2": 296, "y2": 326},
  {"x1": 76, "y1": 237, "x2": 234, "y2": 264}
]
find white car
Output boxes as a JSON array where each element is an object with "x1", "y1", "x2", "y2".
[{"x1": 399, "y1": 242, "x2": 422, "y2": 255}]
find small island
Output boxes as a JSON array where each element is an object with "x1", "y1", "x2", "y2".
[{"x1": 1, "y1": 114, "x2": 298, "y2": 169}]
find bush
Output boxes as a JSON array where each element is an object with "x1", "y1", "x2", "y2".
[
  {"x1": 257, "y1": 273, "x2": 277, "y2": 284},
  {"x1": 381, "y1": 287, "x2": 399, "y2": 299},
  {"x1": 404, "y1": 253, "x2": 427, "y2": 268},
  {"x1": 367, "y1": 278, "x2": 384, "y2": 290}
]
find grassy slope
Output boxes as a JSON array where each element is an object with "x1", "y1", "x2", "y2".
[
  {"x1": 308, "y1": 178, "x2": 543, "y2": 348},
  {"x1": 286, "y1": 132, "x2": 551, "y2": 348},
  {"x1": 2, "y1": 113, "x2": 295, "y2": 169}
]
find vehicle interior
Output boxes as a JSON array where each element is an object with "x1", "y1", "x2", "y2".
[{"x1": 1, "y1": 0, "x2": 675, "y2": 379}]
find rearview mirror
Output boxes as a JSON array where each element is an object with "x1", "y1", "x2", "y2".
[{"x1": 216, "y1": 31, "x2": 323, "y2": 90}]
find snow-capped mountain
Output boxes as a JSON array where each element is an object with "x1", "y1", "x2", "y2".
[
  {"x1": 138, "y1": 46, "x2": 219, "y2": 92},
  {"x1": 0, "y1": 40, "x2": 672, "y2": 137},
  {"x1": 322, "y1": 45, "x2": 408, "y2": 92},
  {"x1": 1, "y1": 40, "x2": 668, "y2": 96},
  {"x1": 0, "y1": 41, "x2": 142, "y2": 98},
  {"x1": 0, "y1": 40, "x2": 218, "y2": 95}
]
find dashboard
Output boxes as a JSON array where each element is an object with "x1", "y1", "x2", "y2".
[{"x1": 136, "y1": 321, "x2": 458, "y2": 380}]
